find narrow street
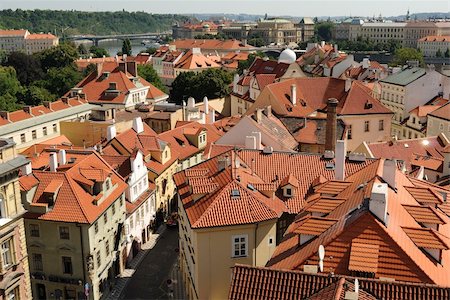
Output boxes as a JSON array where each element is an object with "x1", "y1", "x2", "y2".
[{"x1": 121, "y1": 227, "x2": 181, "y2": 300}]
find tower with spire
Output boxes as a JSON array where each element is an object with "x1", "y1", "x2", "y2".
[{"x1": 406, "y1": 9, "x2": 410, "y2": 21}]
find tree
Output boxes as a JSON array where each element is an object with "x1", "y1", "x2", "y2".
[
  {"x1": 0, "y1": 66, "x2": 22, "y2": 111},
  {"x1": 391, "y1": 48, "x2": 424, "y2": 67},
  {"x1": 436, "y1": 48, "x2": 443, "y2": 58},
  {"x1": 38, "y1": 42, "x2": 79, "y2": 71},
  {"x1": 237, "y1": 51, "x2": 266, "y2": 74},
  {"x1": 137, "y1": 64, "x2": 167, "y2": 93},
  {"x1": 170, "y1": 69, "x2": 232, "y2": 104},
  {"x1": 78, "y1": 44, "x2": 89, "y2": 56},
  {"x1": 315, "y1": 22, "x2": 334, "y2": 42},
  {"x1": 3, "y1": 52, "x2": 44, "y2": 85},
  {"x1": 18, "y1": 85, "x2": 55, "y2": 106},
  {"x1": 247, "y1": 34, "x2": 265, "y2": 47},
  {"x1": 89, "y1": 46, "x2": 110, "y2": 58},
  {"x1": 122, "y1": 39, "x2": 132, "y2": 56},
  {"x1": 41, "y1": 65, "x2": 82, "y2": 97},
  {"x1": 445, "y1": 48, "x2": 450, "y2": 58},
  {"x1": 140, "y1": 47, "x2": 157, "y2": 55}
]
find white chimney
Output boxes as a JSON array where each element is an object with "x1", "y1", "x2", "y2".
[
  {"x1": 321, "y1": 41, "x2": 325, "y2": 48},
  {"x1": 132, "y1": 117, "x2": 144, "y2": 134},
  {"x1": 245, "y1": 136, "x2": 257, "y2": 150},
  {"x1": 187, "y1": 97, "x2": 195, "y2": 108},
  {"x1": 20, "y1": 162, "x2": 32, "y2": 176},
  {"x1": 209, "y1": 109, "x2": 215, "y2": 123},
  {"x1": 290, "y1": 84, "x2": 297, "y2": 106},
  {"x1": 233, "y1": 73, "x2": 240, "y2": 93},
  {"x1": 345, "y1": 79, "x2": 352, "y2": 92},
  {"x1": 370, "y1": 183, "x2": 389, "y2": 225},
  {"x1": 362, "y1": 58, "x2": 370, "y2": 69},
  {"x1": 49, "y1": 153, "x2": 58, "y2": 172},
  {"x1": 382, "y1": 159, "x2": 397, "y2": 189},
  {"x1": 335, "y1": 140, "x2": 346, "y2": 181},
  {"x1": 107, "y1": 125, "x2": 116, "y2": 141},
  {"x1": 58, "y1": 149, "x2": 67, "y2": 165},
  {"x1": 203, "y1": 96, "x2": 209, "y2": 115},
  {"x1": 252, "y1": 131, "x2": 262, "y2": 150}
]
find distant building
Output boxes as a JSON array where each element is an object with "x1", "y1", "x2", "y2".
[
  {"x1": 169, "y1": 39, "x2": 254, "y2": 56},
  {"x1": 173, "y1": 48, "x2": 221, "y2": 77},
  {"x1": 0, "y1": 29, "x2": 58, "y2": 54},
  {"x1": 172, "y1": 21, "x2": 221, "y2": 39},
  {"x1": 299, "y1": 17, "x2": 315, "y2": 42},
  {"x1": 428, "y1": 102, "x2": 450, "y2": 139},
  {"x1": 418, "y1": 36, "x2": 450, "y2": 57}
]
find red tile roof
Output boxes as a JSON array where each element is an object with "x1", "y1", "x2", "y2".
[
  {"x1": 402, "y1": 227, "x2": 449, "y2": 249},
  {"x1": 174, "y1": 49, "x2": 221, "y2": 70},
  {"x1": 228, "y1": 264, "x2": 450, "y2": 300},
  {"x1": 170, "y1": 39, "x2": 252, "y2": 51},
  {"x1": 428, "y1": 102, "x2": 450, "y2": 120},
  {"x1": 0, "y1": 29, "x2": 27, "y2": 36},
  {"x1": 419, "y1": 35, "x2": 450, "y2": 42},
  {"x1": 402, "y1": 205, "x2": 446, "y2": 224},
  {"x1": 26, "y1": 33, "x2": 57, "y2": 39},
  {"x1": 348, "y1": 241, "x2": 379, "y2": 273}
]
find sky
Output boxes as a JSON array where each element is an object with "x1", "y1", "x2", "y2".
[{"x1": 0, "y1": 0, "x2": 448, "y2": 17}]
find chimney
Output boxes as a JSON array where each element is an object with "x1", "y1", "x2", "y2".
[
  {"x1": 203, "y1": 96, "x2": 209, "y2": 115},
  {"x1": 218, "y1": 155, "x2": 230, "y2": 171},
  {"x1": 345, "y1": 78, "x2": 352, "y2": 92},
  {"x1": 370, "y1": 183, "x2": 389, "y2": 225},
  {"x1": 362, "y1": 58, "x2": 370, "y2": 69},
  {"x1": 58, "y1": 149, "x2": 67, "y2": 165},
  {"x1": 382, "y1": 159, "x2": 397, "y2": 189},
  {"x1": 23, "y1": 106, "x2": 33, "y2": 115},
  {"x1": 61, "y1": 97, "x2": 69, "y2": 105},
  {"x1": 43, "y1": 101, "x2": 53, "y2": 111},
  {"x1": 245, "y1": 136, "x2": 257, "y2": 149},
  {"x1": 96, "y1": 62, "x2": 103, "y2": 78},
  {"x1": 325, "y1": 98, "x2": 338, "y2": 151},
  {"x1": 0, "y1": 111, "x2": 10, "y2": 121},
  {"x1": 109, "y1": 82, "x2": 117, "y2": 90},
  {"x1": 256, "y1": 109, "x2": 263, "y2": 123},
  {"x1": 335, "y1": 140, "x2": 346, "y2": 181},
  {"x1": 132, "y1": 117, "x2": 144, "y2": 134},
  {"x1": 49, "y1": 153, "x2": 58, "y2": 172},
  {"x1": 20, "y1": 162, "x2": 32, "y2": 176},
  {"x1": 126, "y1": 61, "x2": 137, "y2": 77},
  {"x1": 233, "y1": 73, "x2": 240, "y2": 93},
  {"x1": 252, "y1": 131, "x2": 262, "y2": 150},
  {"x1": 209, "y1": 109, "x2": 215, "y2": 123},
  {"x1": 264, "y1": 105, "x2": 272, "y2": 117},
  {"x1": 118, "y1": 62, "x2": 127, "y2": 74},
  {"x1": 334, "y1": 44, "x2": 338, "y2": 56},
  {"x1": 187, "y1": 97, "x2": 195, "y2": 109},
  {"x1": 107, "y1": 125, "x2": 116, "y2": 141},
  {"x1": 290, "y1": 84, "x2": 297, "y2": 106},
  {"x1": 321, "y1": 41, "x2": 325, "y2": 48}
]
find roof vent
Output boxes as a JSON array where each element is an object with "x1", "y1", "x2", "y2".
[
  {"x1": 323, "y1": 150, "x2": 334, "y2": 159},
  {"x1": 247, "y1": 184, "x2": 255, "y2": 191},
  {"x1": 404, "y1": 143, "x2": 409, "y2": 148},
  {"x1": 231, "y1": 189, "x2": 240, "y2": 198},
  {"x1": 263, "y1": 146, "x2": 273, "y2": 154},
  {"x1": 325, "y1": 162, "x2": 335, "y2": 170}
]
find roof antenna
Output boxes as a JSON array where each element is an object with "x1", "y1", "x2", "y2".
[{"x1": 318, "y1": 245, "x2": 325, "y2": 272}]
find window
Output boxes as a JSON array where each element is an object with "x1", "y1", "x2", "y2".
[
  {"x1": 112, "y1": 203, "x2": 116, "y2": 216},
  {"x1": 105, "y1": 240, "x2": 110, "y2": 255},
  {"x1": 364, "y1": 121, "x2": 370, "y2": 132},
  {"x1": 94, "y1": 222, "x2": 98, "y2": 234},
  {"x1": 105, "y1": 179, "x2": 110, "y2": 190},
  {"x1": 32, "y1": 130, "x2": 37, "y2": 139},
  {"x1": 33, "y1": 253, "x2": 43, "y2": 271},
  {"x1": 53, "y1": 123, "x2": 57, "y2": 133},
  {"x1": 1, "y1": 239, "x2": 14, "y2": 269},
  {"x1": 43, "y1": 127, "x2": 47, "y2": 136},
  {"x1": 347, "y1": 125, "x2": 352, "y2": 140},
  {"x1": 379, "y1": 120, "x2": 384, "y2": 131},
  {"x1": 30, "y1": 224, "x2": 40, "y2": 237},
  {"x1": 285, "y1": 188, "x2": 292, "y2": 197},
  {"x1": 59, "y1": 226, "x2": 70, "y2": 240},
  {"x1": 440, "y1": 123, "x2": 444, "y2": 130},
  {"x1": 96, "y1": 251, "x2": 101, "y2": 267},
  {"x1": 20, "y1": 134, "x2": 26, "y2": 144},
  {"x1": 232, "y1": 235, "x2": 248, "y2": 258},
  {"x1": 103, "y1": 213, "x2": 107, "y2": 224},
  {"x1": 62, "y1": 256, "x2": 73, "y2": 274}
]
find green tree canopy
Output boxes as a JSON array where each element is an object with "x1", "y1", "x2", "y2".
[
  {"x1": 436, "y1": 48, "x2": 443, "y2": 58},
  {"x1": 0, "y1": 66, "x2": 22, "y2": 111},
  {"x1": 38, "y1": 42, "x2": 79, "y2": 71},
  {"x1": 171, "y1": 69, "x2": 232, "y2": 104},
  {"x1": 137, "y1": 64, "x2": 167, "y2": 93},
  {"x1": 3, "y1": 51, "x2": 44, "y2": 86},
  {"x1": 391, "y1": 48, "x2": 424, "y2": 67},
  {"x1": 445, "y1": 48, "x2": 450, "y2": 58},
  {"x1": 122, "y1": 39, "x2": 132, "y2": 56},
  {"x1": 315, "y1": 22, "x2": 334, "y2": 42},
  {"x1": 78, "y1": 44, "x2": 89, "y2": 56},
  {"x1": 89, "y1": 46, "x2": 110, "y2": 58},
  {"x1": 41, "y1": 65, "x2": 82, "y2": 97},
  {"x1": 18, "y1": 85, "x2": 55, "y2": 106}
]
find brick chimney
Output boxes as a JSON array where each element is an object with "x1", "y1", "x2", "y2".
[
  {"x1": 23, "y1": 106, "x2": 33, "y2": 115},
  {"x1": 126, "y1": 61, "x2": 137, "y2": 77},
  {"x1": 0, "y1": 111, "x2": 10, "y2": 121},
  {"x1": 43, "y1": 101, "x2": 53, "y2": 111},
  {"x1": 325, "y1": 98, "x2": 339, "y2": 152}
]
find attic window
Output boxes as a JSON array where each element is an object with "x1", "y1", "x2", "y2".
[
  {"x1": 247, "y1": 184, "x2": 255, "y2": 191},
  {"x1": 285, "y1": 187, "x2": 293, "y2": 197},
  {"x1": 231, "y1": 189, "x2": 240, "y2": 198},
  {"x1": 325, "y1": 162, "x2": 335, "y2": 170}
]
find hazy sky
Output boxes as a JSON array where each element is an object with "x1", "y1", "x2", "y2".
[{"x1": 0, "y1": 0, "x2": 448, "y2": 17}]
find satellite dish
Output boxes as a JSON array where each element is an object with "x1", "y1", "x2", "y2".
[
  {"x1": 318, "y1": 245, "x2": 325, "y2": 272},
  {"x1": 318, "y1": 245, "x2": 325, "y2": 260},
  {"x1": 354, "y1": 278, "x2": 359, "y2": 293}
]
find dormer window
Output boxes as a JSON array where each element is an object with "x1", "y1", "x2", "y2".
[{"x1": 285, "y1": 188, "x2": 292, "y2": 197}]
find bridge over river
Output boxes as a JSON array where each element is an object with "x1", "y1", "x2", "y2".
[{"x1": 67, "y1": 32, "x2": 170, "y2": 46}]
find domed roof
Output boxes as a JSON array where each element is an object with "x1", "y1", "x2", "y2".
[{"x1": 278, "y1": 48, "x2": 296, "y2": 64}]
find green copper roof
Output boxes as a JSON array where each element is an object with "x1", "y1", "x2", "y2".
[{"x1": 380, "y1": 67, "x2": 426, "y2": 86}]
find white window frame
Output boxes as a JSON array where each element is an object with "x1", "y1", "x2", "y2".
[{"x1": 231, "y1": 234, "x2": 248, "y2": 258}]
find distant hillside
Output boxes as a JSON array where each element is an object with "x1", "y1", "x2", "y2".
[{"x1": 0, "y1": 9, "x2": 191, "y2": 35}]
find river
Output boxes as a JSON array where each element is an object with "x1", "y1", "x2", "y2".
[{"x1": 74, "y1": 39, "x2": 161, "y2": 56}]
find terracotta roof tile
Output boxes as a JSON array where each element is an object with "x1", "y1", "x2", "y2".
[
  {"x1": 293, "y1": 216, "x2": 338, "y2": 236},
  {"x1": 403, "y1": 205, "x2": 446, "y2": 224},
  {"x1": 403, "y1": 227, "x2": 449, "y2": 250},
  {"x1": 348, "y1": 241, "x2": 379, "y2": 273}
]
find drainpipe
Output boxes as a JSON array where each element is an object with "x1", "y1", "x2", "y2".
[
  {"x1": 254, "y1": 222, "x2": 259, "y2": 266},
  {"x1": 76, "y1": 223, "x2": 88, "y2": 295}
]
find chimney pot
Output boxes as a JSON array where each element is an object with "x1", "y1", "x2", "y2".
[
  {"x1": 325, "y1": 98, "x2": 339, "y2": 151},
  {"x1": 58, "y1": 149, "x2": 67, "y2": 166},
  {"x1": 49, "y1": 153, "x2": 58, "y2": 172}
]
